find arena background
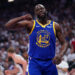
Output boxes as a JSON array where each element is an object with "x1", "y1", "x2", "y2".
[{"x1": 0, "y1": 0, "x2": 75, "y2": 75}]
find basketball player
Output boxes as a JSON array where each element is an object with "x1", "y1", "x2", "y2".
[
  {"x1": 5, "y1": 4, "x2": 68, "y2": 75},
  {"x1": 5, "y1": 47, "x2": 27, "y2": 75}
]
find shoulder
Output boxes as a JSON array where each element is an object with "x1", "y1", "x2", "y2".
[
  {"x1": 15, "y1": 54, "x2": 25, "y2": 60},
  {"x1": 53, "y1": 22, "x2": 62, "y2": 34},
  {"x1": 54, "y1": 22, "x2": 60, "y2": 30}
]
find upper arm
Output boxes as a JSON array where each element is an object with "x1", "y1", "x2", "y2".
[
  {"x1": 17, "y1": 20, "x2": 33, "y2": 29},
  {"x1": 55, "y1": 22, "x2": 65, "y2": 45},
  {"x1": 18, "y1": 56, "x2": 27, "y2": 71},
  {"x1": 6, "y1": 20, "x2": 33, "y2": 31},
  {"x1": 18, "y1": 56, "x2": 27, "y2": 65}
]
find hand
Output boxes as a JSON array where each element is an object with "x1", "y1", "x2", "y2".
[
  {"x1": 52, "y1": 56, "x2": 62, "y2": 65},
  {"x1": 21, "y1": 14, "x2": 32, "y2": 20},
  {"x1": 5, "y1": 70, "x2": 10, "y2": 75}
]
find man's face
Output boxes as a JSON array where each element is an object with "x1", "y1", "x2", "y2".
[
  {"x1": 35, "y1": 4, "x2": 47, "y2": 18},
  {"x1": 8, "y1": 52, "x2": 11, "y2": 57}
]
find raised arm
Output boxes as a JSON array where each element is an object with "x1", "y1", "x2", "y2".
[
  {"x1": 5, "y1": 14, "x2": 33, "y2": 32},
  {"x1": 53, "y1": 22, "x2": 68, "y2": 64}
]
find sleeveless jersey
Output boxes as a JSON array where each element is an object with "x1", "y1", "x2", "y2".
[{"x1": 28, "y1": 20, "x2": 56, "y2": 60}]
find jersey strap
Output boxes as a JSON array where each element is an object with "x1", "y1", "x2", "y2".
[
  {"x1": 29, "y1": 20, "x2": 35, "y2": 35},
  {"x1": 53, "y1": 22, "x2": 56, "y2": 36}
]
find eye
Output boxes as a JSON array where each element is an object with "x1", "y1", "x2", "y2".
[
  {"x1": 35, "y1": 8, "x2": 39, "y2": 12},
  {"x1": 41, "y1": 8, "x2": 44, "y2": 10}
]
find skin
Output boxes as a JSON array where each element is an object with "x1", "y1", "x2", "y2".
[
  {"x1": 70, "y1": 69, "x2": 75, "y2": 75},
  {"x1": 6, "y1": 52, "x2": 27, "y2": 75},
  {"x1": 5, "y1": 66, "x2": 19, "y2": 75},
  {"x1": 5, "y1": 4, "x2": 68, "y2": 65}
]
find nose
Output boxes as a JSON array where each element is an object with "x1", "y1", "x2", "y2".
[{"x1": 39, "y1": 9, "x2": 43, "y2": 13}]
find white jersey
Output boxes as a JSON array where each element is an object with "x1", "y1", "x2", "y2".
[
  {"x1": 13, "y1": 54, "x2": 25, "y2": 63},
  {"x1": 57, "y1": 60, "x2": 69, "y2": 75}
]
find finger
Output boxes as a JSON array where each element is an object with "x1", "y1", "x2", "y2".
[
  {"x1": 52, "y1": 59, "x2": 57, "y2": 64},
  {"x1": 53, "y1": 59, "x2": 61, "y2": 64}
]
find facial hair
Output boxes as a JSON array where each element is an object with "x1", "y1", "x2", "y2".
[{"x1": 37, "y1": 12, "x2": 48, "y2": 20}]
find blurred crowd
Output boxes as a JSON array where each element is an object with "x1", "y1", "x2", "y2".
[
  {"x1": 0, "y1": 29, "x2": 29, "y2": 75},
  {"x1": 0, "y1": 0, "x2": 75, "y2": 75}
]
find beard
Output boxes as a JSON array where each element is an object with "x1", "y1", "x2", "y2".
[{"x1": 37, "y1": 12, "x2": 47, "y2": 20}]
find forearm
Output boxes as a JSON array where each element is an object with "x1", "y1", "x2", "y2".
[
  {"x1": 57, "y1": 67, "x2": 68, "y2": 72},
  {"x1": 59, "y1": 41, "x2": 68, "y2": 57},
  {"x1": 23, "y1": 61, "x2": 27, "y2": 75},
  {"x1": 62, "y1": 68, "x2": 68, "y2": 72},
  {"x1": 23, "y1": 65, "x2": 27, "y2": 75},
  {"x1": 5, "y1": 16, "x2": 24, "y2": 28}
]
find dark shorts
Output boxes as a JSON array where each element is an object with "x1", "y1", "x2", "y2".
[{"x1": 28, "y1": 57, "x2": 58, "y2": 75}]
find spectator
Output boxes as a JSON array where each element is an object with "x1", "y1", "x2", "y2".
[
  {"x1": 57, "y1": 57, "x2": 69, "y2": 75},
  {"x1": 0, "y1": 48, "x2": 7, "y2": 60},
  {"x1": 0, "y1": 65, "x2": 4, "y2": 75}
]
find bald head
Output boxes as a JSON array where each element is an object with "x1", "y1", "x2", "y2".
[
  {"x1": 35, "y1": 4, "x2": 45, "y2": 10},
  {"x1": 34, "y1": 4, "x2": 47, "y2": 19}
]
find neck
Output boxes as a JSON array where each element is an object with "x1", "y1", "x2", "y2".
[{"x1": 37, "y1": 16, "x2": 48, "y2": 25}]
